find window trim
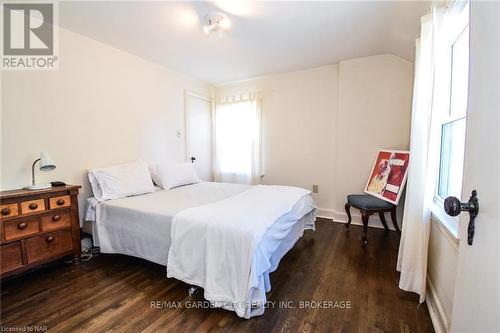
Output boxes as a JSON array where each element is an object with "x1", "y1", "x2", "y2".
[
  {"x1": 432, "y1": 194, "x2": 459, "y2": 240},
  {"x1": 432, "y1": 0, "x2": 469, "y2": 240},
  {"x1": 448, "y1": 25, "x2": 469, "y2": 119}
]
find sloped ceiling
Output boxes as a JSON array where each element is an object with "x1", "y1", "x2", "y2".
[{"x1": 60, "y1": 1, "x2": 429, "y2": 84}]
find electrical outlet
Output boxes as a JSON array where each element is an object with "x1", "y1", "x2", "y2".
[{"x1": 312, "y1": 185, "x2": 319, "y2": 193}]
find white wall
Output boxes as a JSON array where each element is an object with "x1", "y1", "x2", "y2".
[
  {"x1": 215, "y1": 65, "x2": 338, "y2": 211},
  {"x1": 427, "y1": 220, "x2": 459, "y2": 332},
  {"x1": 334, "y1": 55, "x2": 413, "y2": 225},
  {"x1": 215, "y1": 54, "x2": 414, "y2": 228},
  {"x1": 1, "y1": 28, "x2": 211, "y2": 222}
]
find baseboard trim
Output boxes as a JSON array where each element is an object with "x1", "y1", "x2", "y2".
[
  {"x1": 426, "y1": 277, "x2": 450, "y2": 333},
  {"x1": 316, "y1": 208, "x2": 399, "y2": 231}
]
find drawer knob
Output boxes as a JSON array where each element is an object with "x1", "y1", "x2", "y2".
[
  {"x1": 1, "y1": 207, "x2": 11, "y2": 216},
  {"x1": 46, "y1": 236, "x2": 54, "y2": 243},
  {"x1": 29, "y1": 203, "x2": 38, "y2": 210},
  {"x1": 56, "y1": 199, "x2": 65, "y2": 206},
  {"x1": 52, "y1": 215, "x2": 61, "y2": 222},
  {"x1": 17, "y1": 222, "x2": 27, "y2": 230}
]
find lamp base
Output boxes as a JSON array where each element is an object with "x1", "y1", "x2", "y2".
[{"x1": 24, "y1": 184, "x2": 52, "y2": 190}]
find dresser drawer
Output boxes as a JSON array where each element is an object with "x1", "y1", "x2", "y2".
[
  {"x1": 20, "y1": 199, "x2": 45, "y2": 215},
  {"x1": 26, "y1": 229, "x2": 73, "y2": 264},
  {"x1": 0, "y1": 203, "x2": 19, "y2": 219},
  {"x1": 3, "y1": 217, "x2": 39, "y2": 241},
  {"x1": 1, "y1": 241, "x2": 23, "y2": 274},
  {"x1": 41, "y1": 210, "x2": 70, "y2": 232},
  {"x1": 49, "y1": 195, "x2": 70, "y2": 209}
]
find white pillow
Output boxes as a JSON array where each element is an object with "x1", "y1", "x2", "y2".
[
  {"x1": 88, "y1": 161, "x2": 155, "y2": 201},
  {"x1": 88, "y1": 171, "x2": 104, "y2": 201},
  {"x1": 153, "y1": 162, "x2": 200, "y2": 189},
  {"x1": 148, "y1": 163, "x2": 161, "y2": 187}
]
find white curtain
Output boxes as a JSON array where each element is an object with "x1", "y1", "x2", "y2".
[
  {"x1": 214, "y1": 96, "x2": 261, "y2": 184},
  {"x1": 397, "y1": 6, "x2": 446, "y2": 303}
]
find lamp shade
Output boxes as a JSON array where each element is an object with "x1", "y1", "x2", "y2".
[{"x1": 39, "y1": 152, "x2": 56, "y2": 171}]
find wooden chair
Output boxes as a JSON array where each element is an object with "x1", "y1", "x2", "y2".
[{"x1": 344, "y1": 194, "x2": 401, "y2": 244}]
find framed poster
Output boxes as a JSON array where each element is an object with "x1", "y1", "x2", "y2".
[{"x1": 364, "y1": 150, "x2": 410, "y2": 205}]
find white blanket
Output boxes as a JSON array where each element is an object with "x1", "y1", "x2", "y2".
[
  {"x1": 91, "y1": 182, "x2": 250, "y2": 265},
  {"x1": 166, "y1": 184, "x2": 312, "y2": 318}
]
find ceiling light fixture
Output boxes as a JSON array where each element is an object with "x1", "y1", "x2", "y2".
[{"x1": 203, "y1": 13, "x2": 229, "y2": 39}]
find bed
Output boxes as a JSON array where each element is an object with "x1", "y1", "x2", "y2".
[{"x1": 86, "y1": 181, "x2": 316, "y2": 318}]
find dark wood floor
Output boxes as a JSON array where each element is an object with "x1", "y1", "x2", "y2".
[{"x1": 1, "y1": 219, "x2": 434, "y2": 333}]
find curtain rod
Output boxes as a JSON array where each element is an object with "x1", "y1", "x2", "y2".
[{"x1": 217, "y1": 89, "x2": 274, "y2": 104}]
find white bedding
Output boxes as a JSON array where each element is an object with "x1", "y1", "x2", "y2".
[
  {"x1": 167, "y1": 185, "x2": 314, "y2": 318},
  {"x1": 89, "y1": 182, "x2": 316, "y2": 318},
  {"x1": 92, "y1": 182, "x2": 250, "y2": 265}
]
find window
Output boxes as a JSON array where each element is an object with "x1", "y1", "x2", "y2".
[
  {"x1": 436, "y1": 2, "x2": 469, "y2": 201},
  {"x1": 214, "y1": 99, "x2": 261, "y2": 184},
  {"x1": 437, "y1": 26, "x2": 469, "y2": 199}
]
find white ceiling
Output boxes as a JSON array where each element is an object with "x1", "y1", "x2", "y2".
[{"x1": 60, "y1": 1, "x2": 429, "y2": 84}]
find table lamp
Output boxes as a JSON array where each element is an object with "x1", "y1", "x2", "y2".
[{"x1": 25, "y1": 152, "x2": 56, "y2": 190}]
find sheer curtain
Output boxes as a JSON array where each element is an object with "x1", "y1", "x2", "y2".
[
  {"x1": 214, "y1": 95, "x2": 261, "y2": 184},
  {"x1": 397, "y1": 5, "x2": 446, "y2": 303}
]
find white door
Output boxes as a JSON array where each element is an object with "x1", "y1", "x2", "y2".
[
  {"x1": 450, "y1": 2, "x2": 500, "y2": 332},
  {"x1": 186, "y1": 92, "x2": 213, "y2": 181}
]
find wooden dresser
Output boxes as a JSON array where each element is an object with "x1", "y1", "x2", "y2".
[{"x1": 0, "y1": 185, "x2": 81, "y2": 278}]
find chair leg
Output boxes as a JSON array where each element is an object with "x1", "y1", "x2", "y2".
[
  {"x1": 361, "y1": 210, "x2": 371, "y2": 244},
  {"x1": 345, "y1": 202, "x2": 352, "y2": 230},
  {"x1": 379, "y1": 212, "x2": 390, "y2": 233},
  {"x1": 390, "y1": 207, "x2": 401, "y2": 234}
]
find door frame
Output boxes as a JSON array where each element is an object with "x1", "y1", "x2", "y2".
[
  {"x1": 449, "y1": 1, "x2": 500, "y2": 331},
  {"x1": 184, "y1": 90, "x2": 214, "y2": 180}
]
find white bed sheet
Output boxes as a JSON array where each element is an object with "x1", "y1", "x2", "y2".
[
  {"x1": 91, "y1": 182, "x2": 250, "y2": 265},
  {"x1": 167, "y1": 185, "x2": 315, "y2": 318},
  {"x1": 89, "y1": 181, "x2": 316, "y2": 318}
]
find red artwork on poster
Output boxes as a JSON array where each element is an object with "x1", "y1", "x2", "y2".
[{"x1": 364, "y1": 150, "x2": 410, "y2": 205}]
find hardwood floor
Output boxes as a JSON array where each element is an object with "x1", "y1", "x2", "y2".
[{"x1": 1, "y1": 219, "x2": 434, "y2": 332}]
